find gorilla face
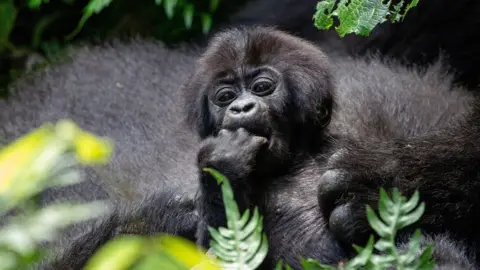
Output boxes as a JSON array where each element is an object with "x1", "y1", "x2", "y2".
[
  {"x1": 207, "y1": 64, "x2": 292, "y2": 162},
  {"x1": 183, "y1": 27, "x2": 335, "y2": 166}
]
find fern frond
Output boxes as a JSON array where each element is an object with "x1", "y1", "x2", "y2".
[
  {"x1": 203, "y1": 168, "x2": 269, "y2": 270},
  {"x1": 304, "y1": 188, "x2": 435, "y2": 270}
]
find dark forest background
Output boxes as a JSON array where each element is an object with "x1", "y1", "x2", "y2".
[{"x1": 0, "y1": 0, "x2": 248, "y2": 96}]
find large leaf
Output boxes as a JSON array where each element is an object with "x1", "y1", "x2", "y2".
[{"x1": 313, "y1": 0, "x2": 419, "y2": 37}]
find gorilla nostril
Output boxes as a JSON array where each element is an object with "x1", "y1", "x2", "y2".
[
  {"x1": 242, "y1": 102, "x2": 255, "y2": 113},
  {"x1": 230, "y1": 106, "x2": 241, "y2": 114}
]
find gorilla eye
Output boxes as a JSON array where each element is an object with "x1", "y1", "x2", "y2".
[
  {"x1": 214, "y1": 88, "x2": 237, "y2": 105},
  {"x1": 251, "y1": 78, "x2": 275, "y2": 96}
]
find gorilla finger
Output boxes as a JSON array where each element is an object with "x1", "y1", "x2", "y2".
[
  {"x1": 218, "y1": 129, "x2": 230, "y2": 137},
  {"x1": 329, "y1": 203, "x2": 368, "y2": 245},
  {"x1": 251, "y1": 135, "x2": 269, "y2": 146},
  {"x1": 317, "y1": 169, "x2": 352, "y2": 217},
  {"x1": 236, "y1": 127, "x2": 253, "y2": 140},
  {"x1": 327, "y1": 148, "x2": 349, "y2": 167}
]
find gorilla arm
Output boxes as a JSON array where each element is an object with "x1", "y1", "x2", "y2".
[{"x1": 318, "y1": 117, "x2": 480, "y2": 251}]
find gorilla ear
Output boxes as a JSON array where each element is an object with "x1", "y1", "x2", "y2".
[
  {"x1": 287, "y1": 66, "x2": 334, "y2": 130},
  {"x1": 181, "y1": 74, "x2": 215, "y2": 138},
  {"x1": 315, "y1": 104, "x2": 332, "y2": 128}
]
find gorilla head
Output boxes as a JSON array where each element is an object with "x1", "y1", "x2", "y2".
[{"x1": 183, "y1": 27, "x2": 334, "y2": 170}]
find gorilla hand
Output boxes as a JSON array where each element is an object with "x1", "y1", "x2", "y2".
[
  {"x1": 317, "y1": 133, "x2": 480, "y2": 251},
  {"x1": 317, "y1": 146, "x2": 398, "y2": 246},
  {"x1": 197, "y1": 128, "x2": 268, "y2": 181}
]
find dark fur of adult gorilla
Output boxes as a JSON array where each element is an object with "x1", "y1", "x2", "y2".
[{"x1": 2, "y1": 25, "x2": 479, "y2": 269}]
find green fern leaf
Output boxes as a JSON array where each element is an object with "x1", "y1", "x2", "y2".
[
  {"x1": 390, "y1": 0, "x2": 405, "y2": 22},
  {"x1": 341, "y1": 189, "x2": 434, "y2": 269},
  {"x1": 378, "y1": 188, "x2": 395, "y2": 224},
  {"x1": 397, "y1": 202, "x2": 425, "y2": 229},
  {"x1": 203, "y1": 168, "x2": 269, "y2": 270},
  {"x1": 299, "y1": 258, "x2": 337, "y2": 270},
  {"x1": 346, "y1": 235, "x2": 374, "y2": 268},
  {"x1": 276, "y1": 260, "x2": 297, "y2": 270},
  {"x1": 400, "y1": 189, "x2": 421, "y2": 213},
  {"x1": 366, "y1": 205, "x2": 390, "y2": 237},
  {"x1": 401, "y1": 0, "x2": 419, "y2": 20}
]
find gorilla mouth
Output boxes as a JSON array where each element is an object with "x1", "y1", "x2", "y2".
[{"x1": 222, "y1": 122, "x2": 272, "y2": 140}]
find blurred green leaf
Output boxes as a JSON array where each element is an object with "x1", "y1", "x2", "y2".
[
  {"x1": 31, "y1": 12, "x2": 61, "y2": 48},
  {"x1": 28, "y1": 0, "x2": 49, "y2": 9},
  {"x1": 183, "y1": 4, "x2": 194, "y2": 29},
  {"x1": 164, "y1": 0, "x2": 178, "y2": 19},
  {"x1": 300, "y1": 258, "x2": 336, "y2": 270},
  {"x1": 0, "y1": 0, "x2": 16, "y2": 53},
  {"x1": 210, "y1": 0, "x2": 220, "y2": 11},
  {"x1": 85, "y1": 234, "x2": 221, "y2": 270},
  {"x1": 201, "y1": 13, "x2": 212, "y2": 34},
  {"x1": 66, "y1": 0, "x2": 114, "y2": 40},
  {"x1": 84, "y1": 236, "x2": 145, "y2": 270},
  {"x1": 0, "y1": 119, "x2": 112, "y2": 209}
]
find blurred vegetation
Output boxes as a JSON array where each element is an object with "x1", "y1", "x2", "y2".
[
  {"x1": 0, "y1": 0, "x2": 247, "y2": 96},
  {"x1": 0, "y1": 119, "x2": 112, "y2": 269}
]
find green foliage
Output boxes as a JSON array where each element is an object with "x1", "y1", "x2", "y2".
[
  {"x1": 296, "y1": 188, "x2": 435, "y2": 270},
  {"x1": 0, "y1": 119, "x2": 113, "y2": 270},
  {"x1": 0, "y1": 0, "x2": 16, "y2": 54},
  {"x1": 204, "y1": 168, "x2": 269, "y2": 270},
  {"x1": 65, "y1": 0, "x2": 115, "y2": 40},
  {"x1": 313, "y1": 0, "x2": 419, "y2": 37},
  {"x1": 84, "y1": 234, "x2": 221, "y2": 270},
  {"x1": 0, "y1": 0, "x2": 230, "y2": 95}
]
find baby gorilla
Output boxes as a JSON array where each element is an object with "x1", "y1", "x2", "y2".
[{"x1": 182, "y1": 27, "x2": 477, "y2": 269}]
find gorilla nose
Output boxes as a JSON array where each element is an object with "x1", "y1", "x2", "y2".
[{"x1": 229, "y1": 101, "x2": 257, "y2": 116}]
